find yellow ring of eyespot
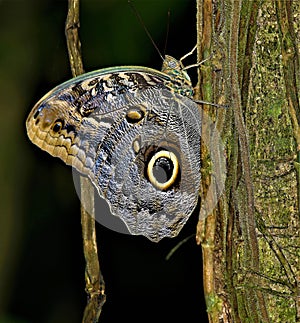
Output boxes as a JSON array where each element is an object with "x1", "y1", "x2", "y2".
[{"x1": 147, "y1": 150, "x2": 179, "y2": 190}]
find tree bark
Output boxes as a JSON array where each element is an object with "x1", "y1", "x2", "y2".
[{"x1": 196, "y1": 0, "x2": 300, "y2": 322}]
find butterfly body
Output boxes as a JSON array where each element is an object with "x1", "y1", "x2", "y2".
[{"x1": 26, "y1": 56, "x2": 201, "y2": 242}]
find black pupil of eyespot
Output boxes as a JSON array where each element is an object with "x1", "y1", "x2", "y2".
[
  {"x1": 53, "y1": 121, "x2": 62, "y2": 132},
  {"x1": 153, "y1": 157, "x2": 173, "y2": 183}
]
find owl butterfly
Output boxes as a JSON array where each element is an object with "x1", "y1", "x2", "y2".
[{"x1": 26, "y1": 55, "x2": 202, "y2": 242}]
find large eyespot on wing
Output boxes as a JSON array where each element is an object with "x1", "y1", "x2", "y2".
[{"x1": 146, "y1": 150, "x2": 179, "y2": 191}]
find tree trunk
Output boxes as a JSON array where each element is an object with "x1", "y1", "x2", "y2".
[{"x1": 196, "y1": 0, "x2": 300, "y2": 322}]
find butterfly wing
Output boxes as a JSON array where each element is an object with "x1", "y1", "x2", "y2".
[{"x1": 26, "y1": 67, "x2": 201, "y2": 242}]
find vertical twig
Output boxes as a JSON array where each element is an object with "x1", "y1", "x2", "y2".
[{"x1": 65, "y1": 0, "x2": 106, "y2": 322}]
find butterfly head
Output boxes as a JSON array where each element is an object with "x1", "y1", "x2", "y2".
[{"x1": 161, "y1": 56, "x2": 194, "y2": 97}]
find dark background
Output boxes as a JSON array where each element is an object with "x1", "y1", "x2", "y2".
[{"x1": 0, "y1": 1, "x2": 208, "y2": 322}]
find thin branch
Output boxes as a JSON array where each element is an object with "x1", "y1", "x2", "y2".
[
  {"x1": 65, "y1": 0, "x2": 84, "y2": 77},
  {"x1": 65, "y1": 0, "x2": 106, "y2": 321}
]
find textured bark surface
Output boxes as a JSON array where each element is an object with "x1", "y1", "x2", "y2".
[{"x1": 196, "y1": 0, "x2": 300, "y2": 322}]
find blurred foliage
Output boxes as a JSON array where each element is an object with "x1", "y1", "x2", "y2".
[{"x1": 0, "y1": 1, "x2": 208, "y2": 323}]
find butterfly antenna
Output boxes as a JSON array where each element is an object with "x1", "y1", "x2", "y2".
[
  {"x1": 128, "y1": 0, "x2": 164, "y2": 61},
  {"x1": 163, "y1": 9, "x2": 171, "y2": 57}
]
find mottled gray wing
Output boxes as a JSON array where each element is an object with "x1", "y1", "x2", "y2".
[{"x1": 26, "y1": 71, "x2": 201, "y2": 242}]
